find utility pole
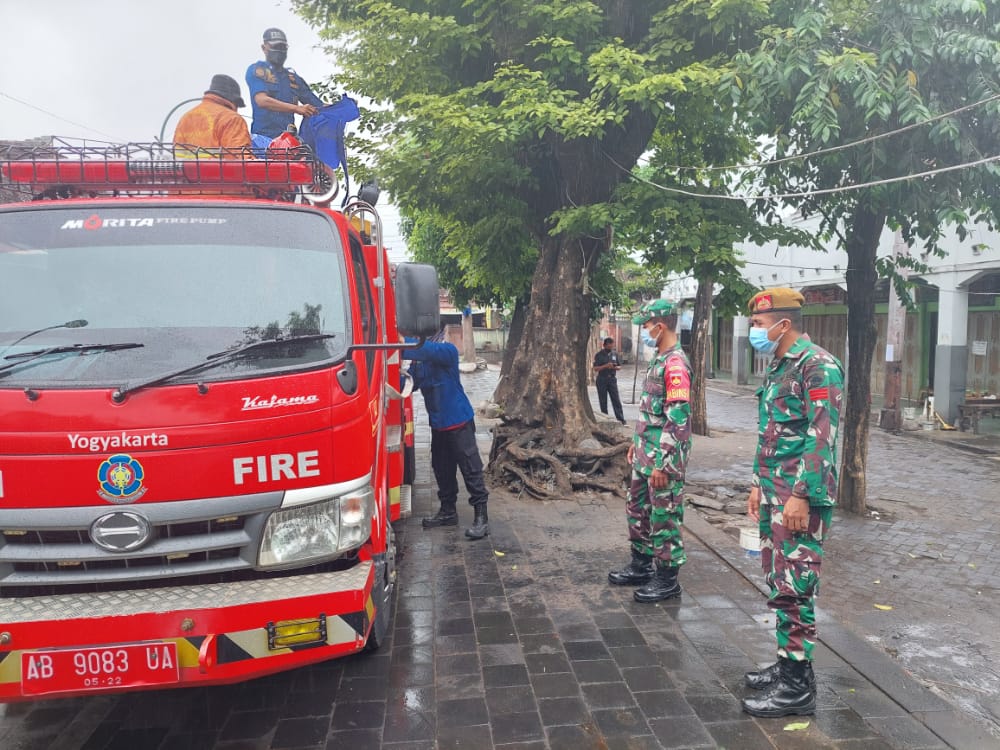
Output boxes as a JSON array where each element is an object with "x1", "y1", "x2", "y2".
[{"x1": 879, "y1": 230, "x2": 908, "y2": 432}]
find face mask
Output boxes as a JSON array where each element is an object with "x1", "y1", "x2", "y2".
[
  {"x1": 266, "y1": 49, "x2": 288, "y2": 67},
  {"x1": 749, "y1": 320, "x2": 786, "y2": 355},
  {"x1": 640, "y1": 326, "x2": 659, "y2": 349}
]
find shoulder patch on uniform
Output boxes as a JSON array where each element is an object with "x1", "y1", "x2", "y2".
[
  {"x1": 255, "y1": 66, "x2": 277, "y2": 84},
  {"x1": 808, "y1": 387, "x2": 829, "y2": 401},
  {"x1": 665, "y1": 360, "x2": 691, "y2": 402}
]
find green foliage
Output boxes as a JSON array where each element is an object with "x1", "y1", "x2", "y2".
[
  {"x1": 400, "y1": 209, "x2": 534, "y2": 308},
  {"x1": 613, "y1": 93, "x2": 818, "y2": 319},
  {"x1": 724, "y1": 0, "x2": 1000, "y2": 256},
  {"x1": 292, "y1": 0, "x2": 774, "y2": 315}
]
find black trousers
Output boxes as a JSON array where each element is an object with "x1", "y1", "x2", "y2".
[
  {"x1": 431, "y1": 420, "x2": 489, "y2": 508},
  {"x1": 597, "y1": 377, "x2": 625, "y2": 421}
]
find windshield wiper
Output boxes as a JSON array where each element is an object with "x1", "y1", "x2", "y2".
[
  {"x1": 112, "y1": 334, "x2": 337, "y2": 403},
  {"x1": 0, "y1": 319, "x2": 89, "y2": 359},
  {"x1": 204, "y1": 333, "x2": 337, "y2": 361},
  {"x1": 0, "y1": 343, "x2": 144, "y2": 378}
]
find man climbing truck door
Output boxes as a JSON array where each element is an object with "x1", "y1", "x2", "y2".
[{"x1": 0, "y1": 142, "x2": 441, "y2": 701}]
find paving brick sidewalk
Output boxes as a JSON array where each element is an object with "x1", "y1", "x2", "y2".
[
  {"x1": 378, "y1": 392, "x2": 991, "y2": 748},
  {"x1": 447, "y1": 367, "x2": 1000, "y2": 749}
]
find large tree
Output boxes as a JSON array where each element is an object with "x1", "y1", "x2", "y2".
[
  {"x1": 295, "y1": 0, "x2": 770, "y2": 496},
  {"x1": 726, "y1": 0, "x2": 1000, "y2": 513}
]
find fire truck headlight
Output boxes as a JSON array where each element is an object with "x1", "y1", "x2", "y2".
[
  {"x1": 258, "y1": 501, "x2": 340, "y2": 568},
  {"x1": 258, "y1": 486, "x2": 374, "y2": 569}
]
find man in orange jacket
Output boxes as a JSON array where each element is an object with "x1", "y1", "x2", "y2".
[{"x1": 174, "y1": 74, "x2": 252, "y2": 155}]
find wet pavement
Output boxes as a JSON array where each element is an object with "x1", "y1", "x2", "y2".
[
  {"x1": 1, "y1": 367, "x2": 999, "y2": 748},
  {"x1": 689, "y1": 379, "x2": 1000, "y2": 738}
]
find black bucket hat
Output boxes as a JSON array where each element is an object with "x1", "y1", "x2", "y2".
[{"x1": 206, "y1": 74, "x2": 246, "y2": 108}]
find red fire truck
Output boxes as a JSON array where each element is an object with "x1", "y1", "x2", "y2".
[{"x1": 0, "y1": 140, "x2": 437, "y2": 701}]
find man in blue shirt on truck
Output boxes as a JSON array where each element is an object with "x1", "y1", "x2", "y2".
[
  {"x1": 246, "y1": 28, "x2": 325, "y2": 138},
  {"x1": 405, "y1": 335, "x2": 490, "y2": 540}
]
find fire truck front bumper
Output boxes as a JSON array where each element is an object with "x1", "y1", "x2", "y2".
[{"x1": 0, "y1": 561, "x2": 375, "y2": 702}]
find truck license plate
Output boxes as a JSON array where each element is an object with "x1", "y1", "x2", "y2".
[{"x1": 21, "y1": 642, "x2": 179, "y2": 696}]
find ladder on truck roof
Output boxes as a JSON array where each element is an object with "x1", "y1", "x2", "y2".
[{"x1": 0, "y1": 138, "x2": 339, "y2": 204}]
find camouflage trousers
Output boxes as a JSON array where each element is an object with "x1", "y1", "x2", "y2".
[
  {"x1": 626, "y1": 471, "x2": 686, "y2": 568},
  {"x1": 759, "y1": 503, "x2": 833, "y2": 662}
]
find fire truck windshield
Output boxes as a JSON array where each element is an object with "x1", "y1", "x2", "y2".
[{"x1": 0, "y1": 205, "x2": 351, "y2": 388}]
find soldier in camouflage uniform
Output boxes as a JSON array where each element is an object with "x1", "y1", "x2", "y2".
[
  {"x1": 741, "y1": 288, "x2": 844, "y2": 718},
  {"x1": 608, "y1": 299, "x2": 693, "y2": 603}
]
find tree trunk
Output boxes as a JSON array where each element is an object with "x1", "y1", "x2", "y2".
[
  {"x1": 461, "y1": 309, "x2": 476, "y2": 364},
  {"x1": 839, "y1": 207, "x2": 886, "y2": 515},
  {"x1": 689, "y1": 275, "x2": 714, "y2": 436},
  {"x1": 494, "y1": 234, "x2": 596, "y2": 438},
  {"x1": 499, "y1": 295, "x2": 527, "y2": 383},
  {"x1": 487, "y1": 118, "x2": 656, "y2": 500},
  {"x1": 489, "y1": 234, "x2": 629, "y2": 499}
]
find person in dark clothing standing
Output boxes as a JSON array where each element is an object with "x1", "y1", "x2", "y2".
[
  {"x1": 405, "y1": 337, "x2": 490, "y2": 540},
  {"x1": 593, "y1": 337, "x2": 627, "y2": 424}
]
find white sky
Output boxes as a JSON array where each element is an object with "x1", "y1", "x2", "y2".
[{"x1": 0, "y1": 0, "x2": 409, "y2": 260}]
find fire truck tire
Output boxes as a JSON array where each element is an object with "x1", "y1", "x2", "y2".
[
  {"x1": 403, "y1": 443, "x2": 416, "y2": 485},
  {"x1": 365, "y1": 520, "x2": 396, "y2": 652}
]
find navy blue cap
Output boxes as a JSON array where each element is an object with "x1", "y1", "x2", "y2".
[{"x1": 262, "y1": 28, "x2": 288, "y2": 46}]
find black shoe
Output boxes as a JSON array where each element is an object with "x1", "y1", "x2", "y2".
[
  {"x1": 744, "y1": 661, "x2": 781, "y2": 689},
  {"x1": 465, "y1": 505, "x2": 489, "y2": 539},
  {"x1": 422, "y1": 507, "x2": 458, "y2": 528},
  {"x1": 633, "y1": 565, "x2": 682, "y2": 602},
  {"x1": 608, "y1": 549, "x2": 654, "y2": 586},
  {"x1": 745, "y1": 660, "x2": 817, "y2": 690},
  {"x1": 619, "y1": 419, "x2": 628, "y2": 425},
  {"x1": 741, "y1": 658, "x2": 816, "y2": 717}
]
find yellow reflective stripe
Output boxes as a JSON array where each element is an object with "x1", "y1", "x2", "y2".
[
  {"x1": 0, "y1": 652, "x2": 18, "y2": 684},
  {"x1": 389, "y1": 486, "x2": 400, "y2": 507},
  {"x1": 177, "y1": 637, "x2": 202, "y2": 668},
  {"x1": 364, "y1": 594, "x2": 375, "y2": 623}
]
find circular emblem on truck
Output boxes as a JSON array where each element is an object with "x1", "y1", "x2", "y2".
[
  {"x1": 90, "y1": 512, "x2": 153, "y2": 552},
  {"x1": 96, "y1": 453, "x2": 147, "y2": 504}
]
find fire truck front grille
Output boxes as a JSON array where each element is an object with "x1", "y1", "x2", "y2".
[{"x1": 0, "y1": 492, "x2": 284, "y2": 595}]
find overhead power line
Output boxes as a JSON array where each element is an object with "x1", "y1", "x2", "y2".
[
  {"x1": 651, "y1": 93, "x2": 1000, "y2": 174},
  {"x1": 612, "y1": 151, "x2": 1000, "y2": 202},
  {"x1": 0, "y1": 91, "x2": 124, "y2": 142}
]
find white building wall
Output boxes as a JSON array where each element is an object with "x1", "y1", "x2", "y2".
[{"x1": 731, "y1": 214, "x2": 1000, "y2": 422}]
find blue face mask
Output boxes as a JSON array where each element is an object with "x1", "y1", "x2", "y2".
[
  {"x1": 749, "y1": 320, "x2": 786, "y2": 355},
  {"x1": 640, "y1": 325, "x2": 659, "y2": 349}
]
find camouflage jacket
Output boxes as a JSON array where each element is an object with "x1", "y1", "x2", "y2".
[
  {"x1": 753, "y1": 336, "x2": 844, "y2": 506},
  {"x1": 632, "y1": 344, "x2": 692, "y2": 478}
]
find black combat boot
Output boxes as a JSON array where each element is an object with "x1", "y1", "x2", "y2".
[
  {"x1": 741, "y1": 658, "x2": 816, "y2": 717},
  {"x1": 608, "y1": 549, "x2": 654, "y2": 586},
  {"x1": 745, "y1": 659, "x2": 817, "y2": 690},
  {"x1": 633, "y1": 565, "x2": 681, "y2": 603},
  {"x1": 465, "y1": 504, "x2": 489, "y2": 539},
  {"x1": 422, "y1": 503, "x2": 458, "y2": 528}
]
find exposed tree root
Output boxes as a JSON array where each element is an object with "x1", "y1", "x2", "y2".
[{"x1": 487, "y1": 420, "x2": 631, "y2": 501}]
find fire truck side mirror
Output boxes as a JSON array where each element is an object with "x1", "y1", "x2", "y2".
[{"x1": 395, "y1": 262, "x2": 441, "y2": 337}]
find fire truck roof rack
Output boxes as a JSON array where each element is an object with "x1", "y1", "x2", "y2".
[{"x1": 0, "y1": 138, "x2": 335, "y2": 202}]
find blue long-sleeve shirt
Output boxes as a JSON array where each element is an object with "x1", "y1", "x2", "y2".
[
  {"x1": 245, "y1": 60, "x2": 323, "y2": 137},
  {"x1": 404, "y1": 341, "x2": 474, "y2": 430}
]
